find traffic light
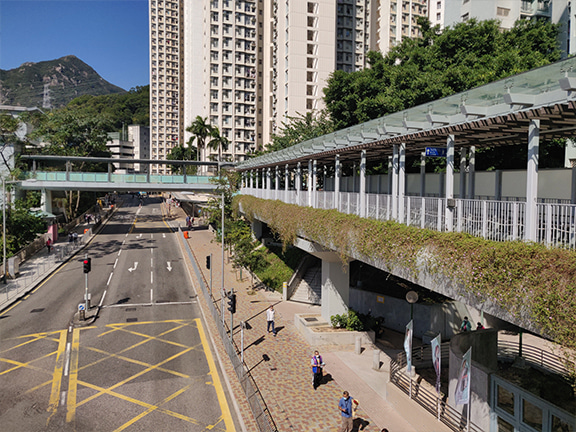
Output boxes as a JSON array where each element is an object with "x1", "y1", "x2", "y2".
[
  {"x1": 227, "y1": 292, "x2": 236, "y2": 314},
  {"x1": 83, "y1": 258, "x2": 92, "y2": 273},
  {"x1": 206, "y1": 255, "x2": 211, "y2": 269}
]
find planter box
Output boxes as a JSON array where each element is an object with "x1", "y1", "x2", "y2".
[{"x1": 294, "y1": 313, "x2": 375, "y2": 347}]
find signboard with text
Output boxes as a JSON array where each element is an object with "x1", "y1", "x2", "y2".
[{"x1": 425, "y1": 147, "x2": 447, "y2": 157}]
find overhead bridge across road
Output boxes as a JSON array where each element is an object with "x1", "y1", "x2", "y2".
[{"x1": 17, "y1": 155, "x2": 229, "y2": 193}]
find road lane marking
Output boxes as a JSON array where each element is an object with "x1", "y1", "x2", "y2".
[
  {"x1": 196, "y1": 318, "x2": 235, "y2": 431},
  {"x1": 66, "y1": 328, "x2": 80, "y2": 423},
  {"x1": 128, "y1": 262, "x2": 138, "y2": 272},
  {"x1": 107, "y1": 272, "x2": 113, "y2": 285},
  {"x1": 98, "y1": 290, "x2": 107, "y2": 308},
  {"x1": 114, "y1": 258, "x2": 118, "y2": 268},
  {"x1": 151, "y1": 271, "x2": 153, "y2": 284},
  {"x1": 117, "y1": 249, "x2": 122, "y2": 256},
  {"x1": 102, "y1": 301, "x2": 195, "y2": 308},
  {"x1": 150, "y1": 288, "x2": 153, "y2": 303},
  {"x1": 64, "y1": 342, "x2": 71, "y2": 376},
  {"x1": 47, "y1": 330, "x2": 67, "y2": 423}
]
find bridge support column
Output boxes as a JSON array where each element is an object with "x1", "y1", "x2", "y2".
[
  {"x1": 420, "y1": 152, "x2": 426, "y2": 197},
  {"x1": 359, "y1": 150, "x2": 366, "y2": 217},
  {"x1": 296, "y1": 162, "x2": 302, "y2": 204},
  {"x1": 266, "y1": 167, "x2": 271, "y2": 200},
  {"x1": 321, "y1": 258, "x2": 350, "y2": 322},
  {"x1": 399, "y1": 143, "x2": 406, "y2": 223},
  {"x1": 284, "y1": 164, "x2": 289, "y2": 202},
  {"x1": 251, "y1": 219, "x2": 263, "y2": 241},
  {"x1": 468, "y1": 146, "x2": 476, "y2": 199},
  {"x1": 275, "y1": 166, "x2": 279, "y2": 200},
  {"x1": 525, "y1": 119, "x2": 539, "y2": 242},
  {"x1": 308, "y1": 160, "x2": 313, "y2": 207},
  {"x1": 445, "y1": 135, "x2": 454, "y2": 232},
  {"x1": 392, "y1": 146, "x2": 398, "y2": 220},
  {"x1": 459, "y1": 148, "x2": 467, "y2": 198},
  {"x1": 335, "y1": 155, "x2": 341, "y2": 210},
  {"x1": 312, "y1": 160, "x2": 317, "y2": 208},
  {"x1": 41, "y1": 189, "x2": 53, "y2": 215}
]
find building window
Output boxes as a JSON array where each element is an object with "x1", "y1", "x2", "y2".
[
  {"x1": 437, "y1": 1, "x2": 441, "y2": 8},
  {"x1": 496, "y1": 7, "x2": 510, "y2": 16}
]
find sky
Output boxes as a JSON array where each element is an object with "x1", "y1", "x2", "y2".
[{"x1": 0, "y1": 0, "x2": 149, "y2": 91}]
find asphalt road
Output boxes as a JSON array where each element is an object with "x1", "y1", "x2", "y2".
[{"x1": 0, "y1": 195, "x2": 238, "y2": 432}]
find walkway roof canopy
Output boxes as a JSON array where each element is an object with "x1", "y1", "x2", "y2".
[{"x1": 237, "y1": 57, "x2": 576, "y2": 171}]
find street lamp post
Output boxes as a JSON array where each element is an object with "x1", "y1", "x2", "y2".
[{"x1": 2, "y1": 177, "x2": 6, "y2": 283}]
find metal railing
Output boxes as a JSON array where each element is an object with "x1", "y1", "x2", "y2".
[
  {"x1": 390, "y1": 348, "x2": 484, "y2": 432},
  {"x1": 179, "y1": 228, "x2": 278, "y2": 432},
  {"x1": 389, "y1": 341, "x2": 575, "y2": 432},
  {"x1": 241, "y1": 187, "x2": 576, "y2": 250},
  {"x1": 498, "y1": 340, "x2": 575, "y2": 377}
]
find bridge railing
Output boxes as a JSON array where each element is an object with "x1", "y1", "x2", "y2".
[
  {"x1": 23, "y1": 171, "x2": 215, "y2": 185},
  {"x1": 241, "y1": 187, "x2": 576, "y2": 250}
]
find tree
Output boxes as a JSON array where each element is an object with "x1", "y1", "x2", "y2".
[
  {"x1": 186, "y1": 116, "x2": 213, "y2": 163},
  {"x1": 208, "y1": 126, "x2": 230, "y2": 162},
  {"x1": 28, "y1": 107, "x2": 113, "y2": 218},
  {"x1": 265, "y1": 110, "x2": 335, "y2": 153},
  {"x1": 166, "y1": 143, "x2": 198, "y2": 174},
  {"x1": 324, "y1": 18, "x2": 561, "y2": 130}
]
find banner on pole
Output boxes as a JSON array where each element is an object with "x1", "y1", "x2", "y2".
[
  {"x1": 431, "y1": 333, "x2": 441, "y2": 394},
  {"x1": 404, "y1": 320, "x2": 413, "y2": 373},
  {"x1": 455, "y1": 347, "x2": 472, "y2": 405}
]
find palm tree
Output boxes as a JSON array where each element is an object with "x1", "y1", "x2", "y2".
[
  {"x1": 185, "y1": 116, "x2": 212, "y2": 163},
  {"x1": 208, "y1": 126, "x2": 230, "y2": 162}
]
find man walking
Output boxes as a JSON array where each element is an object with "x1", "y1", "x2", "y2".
[
  {"x1": 311, "y1": 350, "x2": 324, "y2": 390},
  {"x1": 338, "y1": 391, "x2": 354, "y2": 432},
  {"x1": 266, "y1": 305, "x2": 276, "y2": 336}
]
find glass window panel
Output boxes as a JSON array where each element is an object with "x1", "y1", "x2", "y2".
[
  {"x1": 552, "y1": 415, "x2": 575, "y2": 432},
  {"x1": 497, "y1": 385, "x2": 515, "y2": 416},
  {"x1": 522, "y1": 399, "x2": 543, "y2": 432},
  {"x1": 497, "y1": 416, "x2": 514, "y2": 432}
]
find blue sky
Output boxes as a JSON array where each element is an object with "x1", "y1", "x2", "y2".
[{"x1": 0, "y1": 0, "x2": 149, "y2": 91}]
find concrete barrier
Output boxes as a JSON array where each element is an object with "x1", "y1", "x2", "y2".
[{"x1": 294, "y1": 313, "x2": 375, "y2": 347}]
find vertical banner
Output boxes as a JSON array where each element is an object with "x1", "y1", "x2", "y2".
[
  {"x1": 404, "y1": 320, "x2": 413, "y2": 373},
  {"x1": 455, "y1": 347, "x2": 472, "y2": 405},
  {"x1": 431, "y1": 333, "x2": 441, "y2": 394}
]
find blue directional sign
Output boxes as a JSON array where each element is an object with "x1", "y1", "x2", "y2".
[
  {"x1": 78, "y1": 303, "x2": 86, "y2": 311},
  {"x1": 425, "y1": 147, "x2": 447, "y2": 157}
]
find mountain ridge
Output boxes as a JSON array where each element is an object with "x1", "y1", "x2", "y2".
[{"x1": 0, "y1": 55, "x2": 126, "y2": 109}]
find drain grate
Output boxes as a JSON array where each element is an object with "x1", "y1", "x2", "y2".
[
  {"x1": 304, "y1": 317, "x2": 318, "y2": 322},
  {"x1": 125, "y1": 307, "x2": 137, "y2": 312},
  {"x1": 30, "y1": 308, "x2": 45, "y2": 313},
  {"x1": 126, "y1": 318, "x2": 138, "y2": 322}
]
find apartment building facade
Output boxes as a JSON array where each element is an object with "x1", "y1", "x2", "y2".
[{"x1": 150, "y1": 0, "x2": 430, "y2": 168}]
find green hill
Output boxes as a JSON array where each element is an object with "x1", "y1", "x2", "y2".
[{"x1": 0, "y1": 55, "x2": 125, "y2": 108}]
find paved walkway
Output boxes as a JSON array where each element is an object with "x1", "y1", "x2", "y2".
[{"x1": 169, "y1": 203, "x2": 420, "y2": 432}]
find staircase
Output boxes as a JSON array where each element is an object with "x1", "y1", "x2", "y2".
[{"x1": 290, "y1": 266, "x2": 321, "y2": 305}]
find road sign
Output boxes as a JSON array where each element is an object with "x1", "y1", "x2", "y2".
[
  {"x1": 425, "y1": 147, "x2": 447, "y2": 157},
  {"x1": 78, "y1": 303, "x2": 86, "y2": 311}
]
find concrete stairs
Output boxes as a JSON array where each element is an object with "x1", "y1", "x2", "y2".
[{"x1": 290, "y1": 266, "x2": 321, "y2": 305}]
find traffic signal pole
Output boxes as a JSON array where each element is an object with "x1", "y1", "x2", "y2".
[{"x1": 84, "y1": 253, "x2": 90, "y2": 310}]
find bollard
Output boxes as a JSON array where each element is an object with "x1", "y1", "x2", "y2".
[
  {"x1": 355, "y1": 336, "x2": 362, "y2": 355},
  {"x1": 373, "y1": 349, "x2": 380, "y2": 370}
]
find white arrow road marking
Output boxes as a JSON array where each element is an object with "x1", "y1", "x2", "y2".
[
  {"x1": 136, "y1": 233, "x2": 143, "y2": 239},
  {"x1": 167, "y1": 262, "x2": 172, "y2": 272},
  {"x1": 162, "y1": 233, "x2": 166, "y2": 238},
  {"x1": 128, "y1": 262, "x2": 139, "y2": 272}
]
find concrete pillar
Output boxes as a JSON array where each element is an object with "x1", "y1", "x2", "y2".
[
  {"x1": 321, "y1": 258, "x2": 350, "y2": 322},
  {"x1": 41, "y1": 189, "x2": 52, "y2": 214},
  {"x1": 267, "y1": 167, "x2": 272, "y2": 199},
  {"x1": 495, "y1": 170, "x2": 503, "y2": 201},
  {"x1": 460, "y1": 148, "x2": 467, "y2": 199},
  {"x1": 360, "y1": 150, "x2": 367, "y2": 217},
  {"x1": 275, "y1": 166, "x2": 280, "y2": 200},
  {"x1": 392, "y1": 145, "x2": 399, "y2": 220},
  {"x1": 468, "y1": 146, "x2": 476, "y2": 199},
  {"x1": 571, "y1": 166, "x2": 576, "y2": 204},
  {"x1": 296, "y1": 162, "x2": 302, "y2": 203},
  {"x1": 387, "y1": 156, "x2": 393, "y2": 195},
  {"x1": 285, "y1": 164, "x2": 289, "y2": 202},
  {"x1": 399, "y1": 143, "x2": 406, "y2": 223},
  {"x1": 312, "y1": 159, "x2": 317, "y2": 207},
  {"x1": 525, "y1": 119, "x2": 539, "y2": 242},
  {"x1": 308, "y1": 160, "x2": 313, "y2": 207},
  {"x1": 335, "y1": 155, "x2": 341, "y2": 210},
  {"x1": 250, "y1": 170, "x2": 254, "y2": 189},
  {"x1": 445, "y1": 134, "x2": 455, "y2": 232},
  {"x1": 251, "y1": 219, "x2": 263, "y2": 241},
  {"x1": 420, "y1": 152, "x2": 426, "y2": 197}
]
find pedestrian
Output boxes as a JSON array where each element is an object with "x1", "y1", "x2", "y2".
[
  {"x1": 186, "y1": 215, "x2": 190, "y2": 227},
  {"x1": 73, "y1": 232, "x2": 78, "y2": 244},
  {"x1": 311, "y1": 350, "x2": 325, "y2": 390},
  {"x1": 476, "y1": 322, "x2": 485, "y2": 330},
  {"x1": 68, "y1": 232, "x2": 73, "y2": 243},
  {"x1": 338, "y1": 390, "x2": 354, "y2": 432},
  {"x1": 266, "y1": 305, "x2": 277, "y2": 336},
  {"x1": 46, "y1": 238, "x2": 52, "y2": 254},
  {"x1": 460, "y1": 316, "x2": 472, "y2": 332}
]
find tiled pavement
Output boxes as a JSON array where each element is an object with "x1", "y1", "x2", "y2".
[{"x1": 170, "y1": 204, "x2": 418, "y2": 432}]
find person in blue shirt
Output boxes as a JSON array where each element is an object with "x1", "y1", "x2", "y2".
[{"x1": 338, "y1": 391, "x2": 353, "y2": 432}]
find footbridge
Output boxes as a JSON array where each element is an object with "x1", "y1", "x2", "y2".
[{"x1": 16, "y1": 155, "x2": 226, "y2": 193}]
